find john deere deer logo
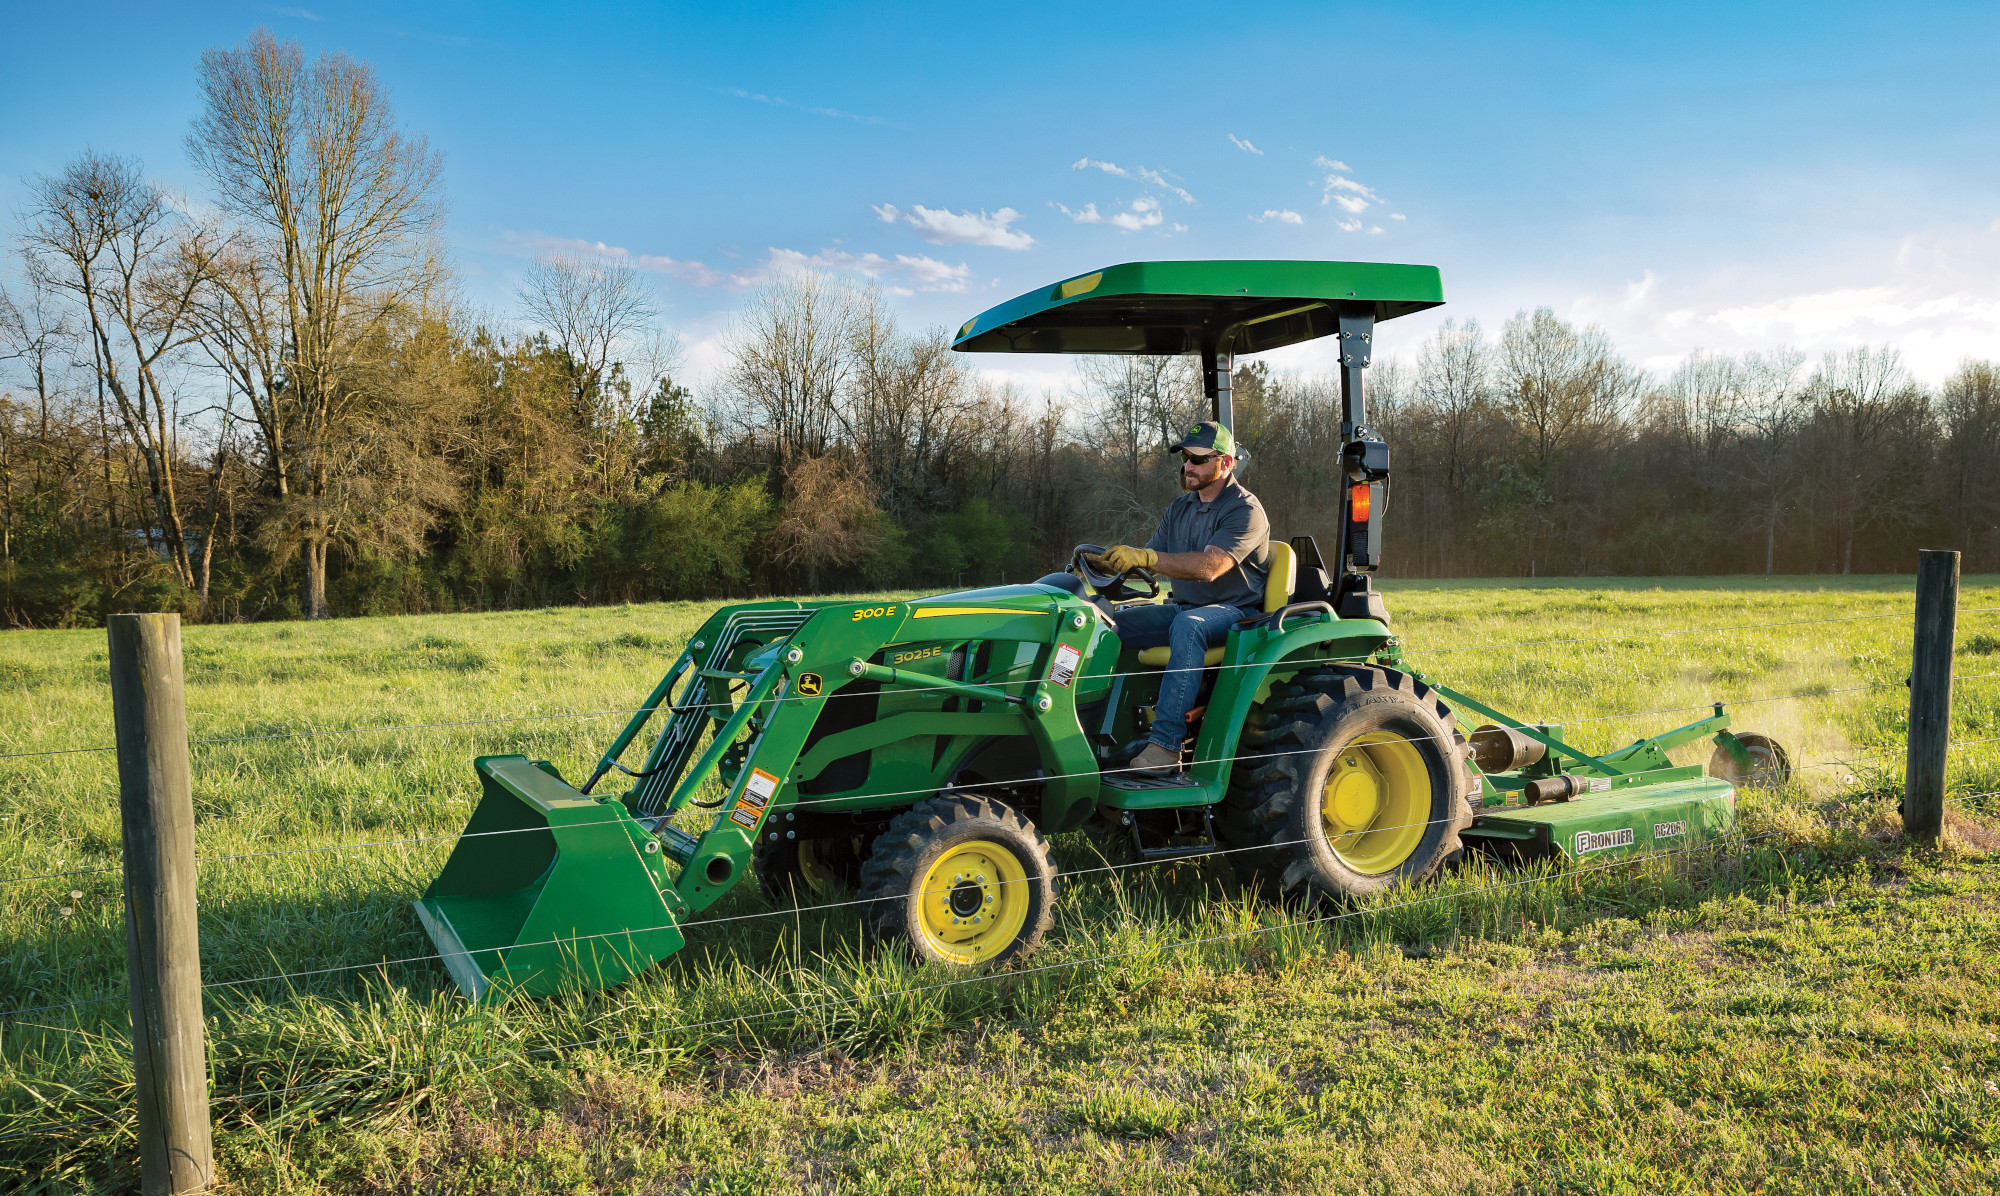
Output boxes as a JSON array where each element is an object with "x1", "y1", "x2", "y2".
[{"x1": 797, "y1": 672, "x2": 823, "y2": 696}]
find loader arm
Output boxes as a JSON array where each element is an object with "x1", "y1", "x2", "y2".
[{"x1": 416, "y1": 588, "x2": 1110, "y2": 1000}]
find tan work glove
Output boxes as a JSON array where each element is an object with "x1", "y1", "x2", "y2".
[{"x1": 1102, "y1": 544, "x2": 1158, "y2": 573}]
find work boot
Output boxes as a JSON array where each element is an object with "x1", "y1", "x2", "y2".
[{"x1": 1129, "y1": 742, "x2": 1183, "y2": 775}]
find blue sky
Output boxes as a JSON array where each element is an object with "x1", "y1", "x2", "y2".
[{"x1": 4, "y1": 1, "x2": 1996, "y2": 386}]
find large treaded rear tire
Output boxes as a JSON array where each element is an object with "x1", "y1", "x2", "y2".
[
  {"x1": 755, "y1": 833, "x2": 866, "y2": 905},
  {"x1": 1219, "y1": 664, "x2": 1475, "y2": 906},
  {"x1": 861, "y1": 793, "x2": 1057, "y2": 966}
]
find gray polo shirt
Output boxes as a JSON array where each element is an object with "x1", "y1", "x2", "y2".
[{"x1": 1145, "y1": 477, "x2": 1271, "y2": 609}]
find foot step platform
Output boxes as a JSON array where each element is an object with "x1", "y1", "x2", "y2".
[{"x1": 1102, "y1": 771, "x2": 1200, "y2": 791}]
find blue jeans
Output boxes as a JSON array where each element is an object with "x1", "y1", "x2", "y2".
[{"x1": 1036, "y1": 573, "x2": 1254, "y2": 751}]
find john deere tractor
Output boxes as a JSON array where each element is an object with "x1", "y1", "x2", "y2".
[{"x1": 415, "y1": 260, "x2": 1787, "y2": 1000}]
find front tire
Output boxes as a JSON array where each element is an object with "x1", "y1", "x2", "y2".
[
  {"x1": 861, "y1": 794, "x2": 1057, "y2": 965},
  {"x1": 1220, "y1": 665, "x2": 1474, "y2": 905}
]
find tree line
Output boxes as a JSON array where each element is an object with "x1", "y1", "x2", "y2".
[{"x1": 3, "y1": 31, "x2": 1997, "y2": 628}]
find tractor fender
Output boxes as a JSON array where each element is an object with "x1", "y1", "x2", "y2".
[{"x1": 1193, "y1": 618, "x2": 1394, "y2": 784}]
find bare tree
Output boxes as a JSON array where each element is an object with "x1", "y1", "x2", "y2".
[
  {"x1": 723, "y1": 271, "x2": 856, "y2": 466},
  {"x1": 1075, "y1": 354, "x2": 1201, "y2": 536},
  {"x1": 1496, "y1": 307, "x2": 1638, "y2": 466},
  {"x1": 1808, "y1": 346, "x2": 1916, "y2": 574},
  {"x1": 19, "y1": 152, "x2": 213, "y2": 597},
  {"x1": 187, "y1": 28, "x2": 446, "y2": 617},
  {"x1": 842, "y1": 296, "x2": 973, "y2": 525},
  {"x1": 517, "y1": 254, "x2": 658, "y2": 421},
  {"x1": 1939, "y1": 359, "x2": 2000, "y2": 565}
]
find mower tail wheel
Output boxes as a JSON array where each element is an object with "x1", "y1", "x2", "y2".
[
  {"x1": 755, "y1": 833, "x2": 866, "y2": 905},
  {"x1": 1709, "y1": 732, "x2": 1791, "y2": 790},
  {"x1": 1219, "y1": 664, "x2": 1476, "y2": 905},
  {"x1": 860, "y1": 793, "x2": 1056, "y2": 966}
]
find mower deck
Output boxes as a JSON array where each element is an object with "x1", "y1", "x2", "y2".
[{"x1": 1460, "y1": 776, "x2": 1737, "y2": 862}]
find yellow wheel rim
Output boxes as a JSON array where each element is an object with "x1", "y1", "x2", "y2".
[
  {"x1": 1321, "y1": 731, "x2": 1431, "y2": 874},
  {"x1": 797, "y1": 839, "x2": 839, "y2": 896},
  {"x1": 916, "y1": 840, "x2": 1032, "y2": 964}
]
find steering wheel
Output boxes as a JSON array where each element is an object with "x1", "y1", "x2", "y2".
[{"x1": 1070, "y1": 543, "x2": 1162, "y2": 602}]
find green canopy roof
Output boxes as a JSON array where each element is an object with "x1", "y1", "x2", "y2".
[{"x1": 951, "y1": 259, "x2": 1444, "y2": 356}]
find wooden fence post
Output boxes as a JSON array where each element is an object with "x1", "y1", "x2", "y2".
[
  {"x1": 108, "y1": 614, "x2": 212, "y2": 1194},
  {"x1": 1905, "y1": 550, "x2": 1958, "y2": 846}
]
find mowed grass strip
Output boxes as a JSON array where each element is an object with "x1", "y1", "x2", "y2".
[{"x1": 2, "y1": 575, "x2": 1999, "y2": 1193}]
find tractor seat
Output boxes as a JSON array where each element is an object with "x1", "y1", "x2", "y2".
[{"x1": 1133, "y1": 541, "x2": 1297, "y2": 668}]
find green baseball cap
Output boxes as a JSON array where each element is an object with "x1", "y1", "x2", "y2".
[{"x1": 1167, "y1": 420, "x2": 1238, "y2": 458}]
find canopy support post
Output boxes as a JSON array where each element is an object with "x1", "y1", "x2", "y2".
[
  {"x1": 1336, "y1": 303, "x2": 1374, "y2": 436},
  {"x1": 1201, "y1": 337, "x2": 1236, "y2": 433}
]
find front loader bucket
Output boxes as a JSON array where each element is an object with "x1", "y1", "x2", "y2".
[{"x1": 415, "y1": 755, "x2": 684, "y2": 1001}]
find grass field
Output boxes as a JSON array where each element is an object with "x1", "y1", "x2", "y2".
[{"x1": 4, "y1": 575, "x2": 2000, "y2": 1193}]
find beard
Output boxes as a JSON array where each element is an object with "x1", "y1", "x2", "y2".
[{"x1": 1181, "y1": 467, "x2": 1209, "y2": 491}]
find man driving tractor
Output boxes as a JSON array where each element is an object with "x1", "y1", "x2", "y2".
[{"x1": 1040, "y1": 419, "x2": 1271, "y2": 775}]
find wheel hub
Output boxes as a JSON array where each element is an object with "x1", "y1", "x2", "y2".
[
  {"x1": 1320, "y1": 733, "x2": 1433, "y2": 875},
  {"x1": 948, "y1": 878, "x2": 984, "y2": 918},
  {"x1": 1328, "y1": 758, "x2": 1383, "y2": 830}
]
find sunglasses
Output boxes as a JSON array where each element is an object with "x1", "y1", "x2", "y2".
[{"x1": 1179, "y1": 451, "x2": 1219, "y2": 466}]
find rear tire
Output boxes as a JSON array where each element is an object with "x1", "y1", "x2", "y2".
[
  {"x1": 1219, "y1": 664, "x2": 1474, "y2": 905},
  {"x1": 861, "y1": 793, "x2": 1057, "y2": 966},
  {"x1": 756, "y1": 833, "x2": 866, "y2": 905}
]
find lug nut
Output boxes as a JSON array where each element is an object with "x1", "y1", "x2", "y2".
[{"x1": 786, "y1": 830, "x2": 796, "y2": 839}]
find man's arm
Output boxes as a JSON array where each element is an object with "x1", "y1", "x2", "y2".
[{"x1": 1150, "y1": 546, "x2": 1236, "y2": 581}]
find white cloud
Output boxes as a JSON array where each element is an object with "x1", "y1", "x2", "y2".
[
  {"x1": 1314, "y1": 156, "x2": 1385, "y2": 219},
  {"x1": 498, "y1": 231, "x2": 719, "y2": 285},
  {"x1": 1369, "y1": 226, "x2": 1383, "y2": 235},
  {"x1": 1055, "y1": 197, "x2": 1163, "y2": 232},
  {"x1": 500, "y1": 232, "x2": 972, "y2": 295},
  {"x1": 1559, "y1": 221, "x2": 2000, "y2": 382},
  {"x1": 1335, "y1": 218, "x2": 1362, "y2": 233},
  {"x1": 1253, "y1": 209, "x2": 1305, "y2": 225},
  {"x1": 1069, "y1": 157, "x2": 1195, "y2": 204},
  {"x1": 1391, "y1": 213, "x2": 1406, "y2": 221},
  {"x1": 724, "y1": 87, "x2": 891, "y2": 126},
  {"x1": 872, "y1": 203, "x2": 1035, "y2": 250},
  {"x1": 744, "y1": 247, "x2": 974, "y2": 293},
  {"x1": 1228, "y1": 134, "x2": 1263, "y2": 155}
]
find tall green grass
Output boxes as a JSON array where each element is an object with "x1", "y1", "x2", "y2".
[{"x1": 3, "y1": 576, "x2": 1998, "y2": 1191}]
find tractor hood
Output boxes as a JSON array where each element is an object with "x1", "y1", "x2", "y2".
[{"x1": 951, "y1": 260, "x2": 1444, "y2": 356}]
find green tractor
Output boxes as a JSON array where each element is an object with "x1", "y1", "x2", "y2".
[{"x1": 415, "y1": 260, "x2": 1788, "y2": 1000}]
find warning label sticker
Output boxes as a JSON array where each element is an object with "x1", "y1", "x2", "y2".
[
  {"x1": 1573, "y1": 826, "x2": 1636, "y2": 854},
  {"x1": 1047, "y1": 643, "x2": 1083, "y2": 688},
  {"x1": 729, "y1": 768, "x2": 780, "y2": 829}
]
